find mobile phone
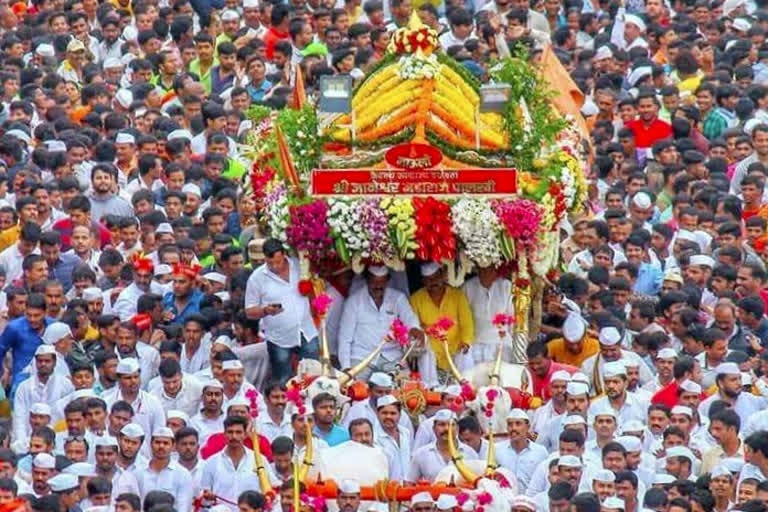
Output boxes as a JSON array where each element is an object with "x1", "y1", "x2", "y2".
[{"x1": 271, "y1": 303, "x2": 283, "y2": 308}]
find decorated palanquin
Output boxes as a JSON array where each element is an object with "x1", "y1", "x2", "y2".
[{"x1": 239, "y1": 13, "x2": 589, "y2": 509}]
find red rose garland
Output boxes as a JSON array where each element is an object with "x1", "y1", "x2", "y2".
[{"x1": 413, "y1": 197, "x2": 456, "y2": 262}]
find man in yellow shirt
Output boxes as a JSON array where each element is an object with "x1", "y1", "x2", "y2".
[
  {"x1": 546, "y1": 312, "x2": 599, "y2": 368},
  {"x1": 410, "y1": 262, "x2": 474, "y2": 376},
  {"x1": 0, "y1": 196, "x2": 38, "y2": 253}
]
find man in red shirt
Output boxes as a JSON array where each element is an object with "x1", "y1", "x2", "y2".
[
  {"x1": 623, "y1": 89, "x2": 672, "y2": 150},
  {"x1": 526, "y1": 341, "x2": 578, "y2": 401},
  {"x1": 200, "y1": 398, "x2": 273, "y2": 461},
  {"x1": 263, "y1": 4, "x2": 291, "y2": 61}
]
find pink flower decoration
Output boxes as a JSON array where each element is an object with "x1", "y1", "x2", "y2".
[
  {"x1": 484, "y1": 410, "x2": 493, "y2": 418},
  {"x1": 491, "y1": 313, "x2": 514, "y2": 328},
  {"x1": 456, "y1": 493, "x2": 470, "y2": 506},
  {"x1": 426, "y1": 316, "x2": 454, "y2": 341},
  {"x1": 486, "y1": 388, "x2": 499, "y2": 401},
  {"x1": 286, "y1": 200, "x2": 336, "y2": 269},
  {"x1": 460, "y1": 381, "x2": 475, "y2": 401},
  {"x1": 477, "y1": 493, "x2": 492, "y2": 506},
  {"x1": 388, "y1": 318, "x2": 409, "y2": 347},
  {"x1": 476, "y1": 506, "x2": 485, "y2": 512},
  {"x1": 493, "y1": 199, "x2": 543, "y2": 249},
  {"x1": 245, "y1": 389, "x2": 260, "y2": 419},
  {"x1": 311, "y1": 293, "x2": 333, "y2": 319},
  {"x1": 495, "y1": 474, "x2": 511, "y2": 488}
]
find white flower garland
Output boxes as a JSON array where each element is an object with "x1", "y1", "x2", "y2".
[
  {"x1": 397, "y1": 53, "x2": 440, "y2": 80},
  {"x1": 451, "y1": 198, "x2": 503, "y2": 268},
  {"x1": 327, "y1": 199, "x2": 370, "y2": 255}
]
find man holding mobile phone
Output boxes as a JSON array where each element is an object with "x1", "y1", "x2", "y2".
[{"x1": 244, "y1": 238, "x2": 318, "y2": 384}]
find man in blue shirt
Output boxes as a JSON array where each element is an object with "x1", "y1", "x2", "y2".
[
  {"x1": 0, "y1": 293, "x2": 51, "y2": 391},
  {"x1": 311, "y1": 392, "x2": 349, "y2": 447},
  {"x1": 162, "y1": 263, "x2": 204, "y2": 324}
]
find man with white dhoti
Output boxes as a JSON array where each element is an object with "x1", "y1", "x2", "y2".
[{"x1": 462, "y1": 265, "x2": 513, "y2": 364}]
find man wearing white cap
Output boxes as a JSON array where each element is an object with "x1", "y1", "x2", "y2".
[
  {"x1": 546, "y1": 312, "x2": 599, "y2": 368},
  {"x1": 582, "y1": 326, "x2": 652, "y2": 396},
  {"x1": 133, "y1": 427, "x2": 193, "y2": 512},
  {"x1": 664, "y1": 446, "x2": 696, "y2": 480},
  {"x1": 13, "y1": 344, "x2": 74, "y2": 451},
  {"x1": 31, "y1": 452, "x2": 57, "y2": 496},
  {"x1": 338, "y1": 479, "x2": 362, "y2": 512},
  {"x1": 410, "y1": 262, "x2": 474, "y2": 378},
  {"x1": 642, "y1": 348, "x2": 678, "y2": 394},
  {"x1": 103, "y1": 358, "x2": 166, "y2": 449},
  {"x1": 461, "y1": 264, "x2": 514, "y2": 363},
  {"x1": 190, "y1": 379, "x2": 226, "y2": 445},
  {"x1": 495, "y1": 409, "x2": 547, "y2": 493},
  {"x1": 408, "y1": 409, "x2": 477, "y2": 482},
  {"x1": 535, "y1": 381, "x2": 590, "y2": 452},
  {"x1": 410, "y1": 491, "x2": 435, "y2": 512},
  {"x1": 338, "y1": 265, "x2": 422, "y2": 377},
  {"x1": 592, "y1": 469, "x2": 616, "y2": 501},
  {"x1": 93, "y1": 435, "x2": 140, "y2": 499},
  {"x1": 374, "y1": 395, "x2": 412, "y2": 480},
  {"x1": 588, "y1": 361, "x2": 647, "y2": 425},
  {"x1": 699, "y1": 362, "x2": 764, "y2": 424},
  {"x1": 342, "y1": 372, "x2": 413, "y2": 437},
  {"x1": 48, "y1": 473, "x2": 82, "y2": 509},
  {"x1": 41, "y1": 322, "x2": 75, "y2": 378},
  {"x1": 531, "y1": 369, "x2": 570, "y2": 436}
]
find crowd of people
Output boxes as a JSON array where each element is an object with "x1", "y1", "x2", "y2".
[{"x1": 1, "y1": 0, "x2": 768, "y2": 512}]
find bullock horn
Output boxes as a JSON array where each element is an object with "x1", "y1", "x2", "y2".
[
  {"x1": 338, "y1": 336, "x2": 389, "y2": 387},
  {"x1": 299, "y1": 421, "x2": 314, "y2": 481},
  {"x1": 251, "y1": 431, "x2": 274, "y2": 495},
  {"x1": 484, "y1": 428, "x2": 497, "y2": 477},
  {"x1": 320, "y1": 322, "x2": 331, "y2": 377},
  {"x1": 489, "y1": 342, "x2": 504, "y2": 387},
  {"x1": 442, "y1": 340, "x2": 464, "y2": 383},
  {"x1": 447, "y1": 420, "x2": 480, "y2": 484}
]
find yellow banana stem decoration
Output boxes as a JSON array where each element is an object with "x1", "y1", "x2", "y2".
[
  {"x1": 442, "y1": 340, "x2": 464, "y2": 383},
  {"x1": 447, "y1": 420, "x2": 479, "y2": 484},
  {"x1": 298, "y1": 420, "x2": 314, "y2": 481},
  {"x1": 293, "y1": 454, "x2": 301, "y2": 512},
  {"x1": 252, "y1": 431, "x2": 273, "y2": 495},
  {"x1": 338, "y1": 336, "x2": 389, "y2": 387}
]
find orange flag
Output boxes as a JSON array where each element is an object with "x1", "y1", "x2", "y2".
[
  {"x1": 274, "y1": 122, "x2": 302, "y2": 196},
  {"x1": 539, "y1": 44, "x2": 590, "y2": 142},
  {"x1": 292, "y1": 65, "x2": 307, "y2": 110}
]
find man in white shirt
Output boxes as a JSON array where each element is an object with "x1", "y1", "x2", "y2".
[
  {"x1": 337, "y1": 265, "x2": 421, "y2": 376},
  {"x1": 13, "y1": 344, "x2": 74, "y2": 447},
  {"x1": 462, "y1": 266, "x2": 513, "y2": 364},
  {"x1": 588, "y1": 361, "x2": 648, "y2": 425},
  {"x1": 244, "y1": 239, "x2": 318, "y2": 384},
  {"x1": 495, "y1": 409, "x2": 548, "y2": 494},
  {"x1": 256, "y1": 382, "x2": 292, "y2": 443},
  {"x1": 190, "y1": 379, "x2": 226, "y2": 446},
  {"x1": 700, "y1": 362, "x2": 766, "y2": 425},
  {"x1": 102, "y1": 358, "x2": 166, "y2": 451},
  {"x1": 134, "y1": 427, "x2": 193, "y2": 512},
  {"x1": 341, "y1": 372, "x2": 413, "y2": 437},
  {"x1": 373, "y1": 395, "x2": 412, "y2": 481},
  {"x1": 408, "y1": 410, "x2": 478, "y2": 482},
  {"x1": 93, "y1": 435, "x2": 140, "y2": 502},
  {"x1": 116, "y1": 322, "x2": 160, "y2": 390},
  {"x1": 582, "y1": 327, "x2": 653, "y2": 395},
  {"x1": 0, "y1": 222, "x2": 41, "y2": 283},
  {"x1": 148, "y1": 358, "x2": 203, "y2": 417},
  {"x1": 113, "y1": 258, "x2": 166, "y2": 321},
  {"x1": 200, "y1": 416, "x2": 275, "y2": 511}
]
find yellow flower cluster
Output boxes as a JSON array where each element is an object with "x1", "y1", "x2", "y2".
[
  {"x1": 381, "y1": 197, "x2": 418, "y2": 260},
  {"x1": 352, "y1": 66, "x2": 400, "y2": 111},
  {"x1": 355, "y1": 79, "x2": 420, "y2": 132}
]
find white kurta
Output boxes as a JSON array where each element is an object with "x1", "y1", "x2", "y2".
[
  {"x1": 13, "y1": 373, "x2": 73, "y2": 448},
  {"x1": 337, "y1": 286, "x2": 420, "y2": 369},
  {"x1": 373, "y1": 422, "x2": 412, "y2": 481},
  {"x1": 147, "y1": 374, "x2": 204, "y2": 417},
  {"x1": 461, "y1": 276, "x2": 513, "y2": 363},
  {"x1": 134, "y1": 461, "x2": 193, "y2": 512},
  {"x1": 406, "y1": 442, "x2": 479, "y2": 482},
  {"x1": 189, "y1": 412, "x2": 225, "y2": 446},
  {"x1": 199, "y1": 448, "x2": 274, "y2": 511}
]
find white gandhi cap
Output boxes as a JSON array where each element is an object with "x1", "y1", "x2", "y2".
[{"x1": 598, "y1": 326, "x2": 621, "y2": 346}]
